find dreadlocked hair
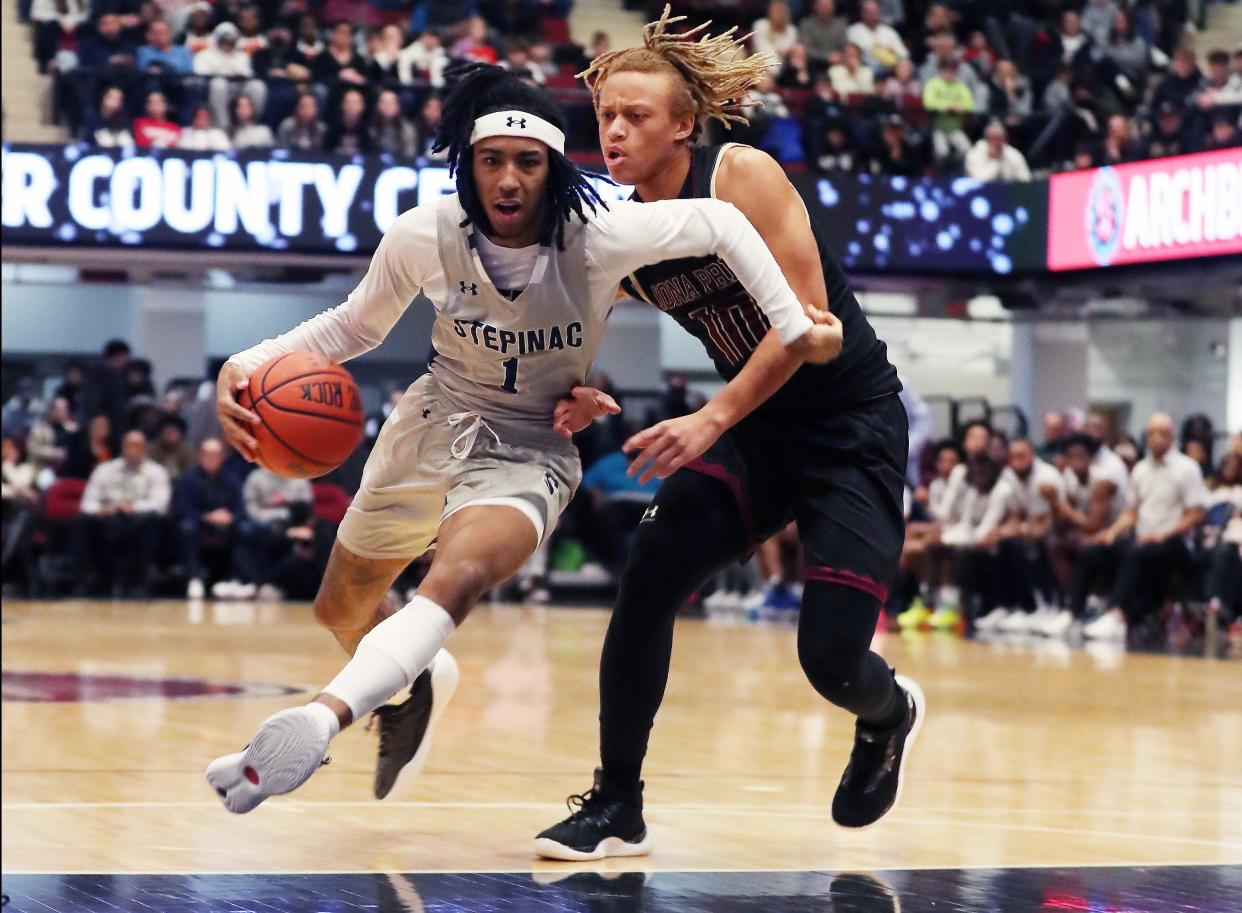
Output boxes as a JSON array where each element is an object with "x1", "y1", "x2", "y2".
[
  {"x1": 578, "y1": 4, "x2": 772, "y2": 141},
  {"x1": 433, "y1": 60, "x2": 605, "y2": 249}
]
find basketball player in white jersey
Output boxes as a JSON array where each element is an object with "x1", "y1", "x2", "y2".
[{"x1": 205, "y1": 63, "x2": 842, "y2": 813}]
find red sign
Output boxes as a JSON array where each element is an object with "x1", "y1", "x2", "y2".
[{"x1": 1047, "y1": 148, "x2": 1242, "y2": 271}]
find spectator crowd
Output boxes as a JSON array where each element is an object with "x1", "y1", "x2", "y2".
[{"x1": 18, "y1": 0, "x2": 1240, "y2": 180}]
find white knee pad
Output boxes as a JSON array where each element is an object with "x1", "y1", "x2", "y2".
[{"x1": 324, "y1": 595, "x2": 456, "y2": 721}]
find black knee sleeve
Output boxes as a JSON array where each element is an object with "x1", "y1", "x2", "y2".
[{"x1": 797, "y1": 581, "x2": 902, "y2": 726}]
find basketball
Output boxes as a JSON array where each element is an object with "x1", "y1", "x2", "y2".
[{"x1": 240, "y1": 351, "x2": 364, "y2": 479}]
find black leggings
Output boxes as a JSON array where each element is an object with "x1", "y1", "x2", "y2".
[{"x1": 599, "y1": 470, "x2": 901, "y2": 784}]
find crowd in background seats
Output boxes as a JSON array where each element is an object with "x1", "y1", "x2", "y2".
[
  {"x1": 16, "y1": 0, "x2": 1240, "y2": 178},
  {"x1": 1, "y1": 340, "x2": 337, "y2": 600}
]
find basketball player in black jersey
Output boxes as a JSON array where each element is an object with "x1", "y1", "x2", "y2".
[{"x1": 530, "y1": 8, "x2": 927, "y2": 859}]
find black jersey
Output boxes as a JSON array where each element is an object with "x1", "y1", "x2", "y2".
[{"x1": 620, "y1": 143, "x2": 900, "y2": 418}]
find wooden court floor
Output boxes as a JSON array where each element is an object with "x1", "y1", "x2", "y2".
[{"x1": 3, "y1": 598, "x2": 1241, "y2": 877}]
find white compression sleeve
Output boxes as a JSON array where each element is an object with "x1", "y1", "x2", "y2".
[{"x1": 322, "y1": 595, "x2": 457, "y2": 721}]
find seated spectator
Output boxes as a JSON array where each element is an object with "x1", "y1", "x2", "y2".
[
  {"x1": 882, "y1": 57, "x2": 920, "y2": 101},
  {"x1": 137, "y1": 17, "x2": 192, "y2": 75},
  {"x1": 255, "y1": 502, "x2": 334, "y2": 600},
  {"x1": 180, "y1": 2, "x2": 214, "y2": 55},
  {"x1": 235, "y1": 5, "x2": 267, "y2": 56},
  {"x1": 133, "y1": 90, "x2": 181, "y2": 147},
  {"x1": 71, "y1": 429, "x2": 171, "y2": 597},
  {"x1": 578, "y1": 439, "x2": 660, "y2": 576},
  {"x1": 177, "y1": 103, "x2": 231, "y2": 150},
  {"x1": 799, "y1": 0, "x2": 848, "y2": 70},
  {"x1": 1199, "y1": 48, "x2": 1242, "y2": 110},
  {"x1": 846, "y1": 0, "x2": 908, "y2": 72},
  {"x1": 809, "y1": 113, "x2": 855, "y2": 172},
  {"x1": 62, "y1": 415, "x2": 113, "y2": 480},
  {"x1": 919, "y1": 438, "x2": 964, "y2": 522},
  {"x1": 1144, "y1": 101, "x2": 1190, "y2": 159},
  {"x1": 1086, "y1": 414, "x2": 1207, "y2": 641},
  {"x1": 961, "y1": 30, "x2": 996, "y2": 72},
  {"x1": 194, "y1": 22, "x2": 268, "y2": 127},
  {"x1": 53, "y1": 361, "x2": 86, "y2": 418},
  {"x1": 218, "y1": 466, "x2": 313, "y2": 597},
  {"x1": 1227, "y1": 48, "x2": 1242, "y2": 97},
  {"x1": 31, "y1": 0, "x2": 90, "y2": 72},
  {"x1": 527, "y1": 39, "x2": 556, "y2": 82},
  {"x1": 83, "y1": 84, "x2": 134, "y2": 147},
  {"x1": 976, "y1": 438, "x2": 1065, "y2": 632},
  {"x1": 922, "y1": 56, "x2": 973, "y2": 165},
  {"x1": 1, "y1": 378, "x2": 42, "y2": 441},
  {"x1": 965, "y1": 120, "x2": 1030, "y2": 181},
  {"x1": 500, "y1": 39, "x2": 544, "y2": 85},
  {"x1": 311, "y1": 21, "x2": 367, "y2": 90},
  {"x1": 398, "y1": 29, "x2": 447, "y2": 87},
  {"x1": 79, "y1": 12, "x2": 137, "y2": 74},
  {"x1": 829, "y1": 42, "x2": 875, "y2": 96},
  {"x1": 366, "y1": 23, "x2": 405, "y2": 84},
  {"x1": 986, "y1": 58, "x2": 1031, "y2": 125},
  {"x1": 941, "y1": 452, "x2": 1011, "y2": 626},
  {"x1": 414, "y1": 92, "x2": 446, "y2": 160},
  {"x1": 1041, "y1": 10, "x2": 1093, "y2": 85},
  {"x1": 920, "y1": 34, "x2": 984, "y2": 104},
  {"x1": 151, "y1": 413, "x2": 193, "y2": 479},
  {"x1": 370, "y1": 88, "x2": 417, "y2": 156},
  {"x1": 27, "y1": 397, "x2": 77, "y2": 477},
  {"x1": 175, "y1": 438, "x2": 244, "y2": 599},
  {"x1": 913, "y1": 2, "x2": 955, "y2": 63},
  {"x1": 294, "y1": 13, "x2": 324, "y2": 61},
  {"x1": 125, "y1": 357, "x2": 156, "y2": 401},
  {"x1": 1, "y1": 437, "x2": 39, "y2": 589},
  {"x1": 778, "y1": 42, "x2": 814, "y2": 88},
  {"x1": 1101, "y1": 8, "x2": 1149, "y2": 100},
  {"x1": 862, "y1": 113, "x2": 923, "y2": 176},
  {"x1": 1204, "y1": 113, "x2": 1240, "y2": 152},
  {"x1": 277, "y1": 90, "x2": 328, "y2": 150},
  {"x1": 450, "y1": 16, "x2": 497, "y2": 65},
  {"x1": 1204, "y1": 453, "x2": 1242, "y2": 622},
  {"x1": 1093, "y1": 114, "x2": 1140, "y2": 166},
  {"x1": 325, "y1": 87, "x2": 371, "y2": 155},
  {"x1": 228, "y1": 92, "x2": 273, "y2": 148},
  {"x1": 752, "y1": 0, "x2": 799, "y2": 73},
  {"x1": 1081, "y1": 0, "x2": 1120, "y2": 48},
  {"x1": 1152, "y1": 48, "x2": 1204, "y2": 112}
]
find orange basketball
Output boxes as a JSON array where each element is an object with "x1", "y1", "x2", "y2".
[{"x1": 240, "y1": 351, "x2": 364, "y2": 479}]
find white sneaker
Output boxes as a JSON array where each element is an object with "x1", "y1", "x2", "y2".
[
  {"x1": 233, "y1": 582, "x2": 257, "y2": 600},
  {"x1": 975, "y1": 607, "x2": 1010, "y2": 631},
  {"x1": 212, "y1": 580, "x2": 237, "y2": 599},
  {"x1": 257, "y1": 584, "x2": 283, "y2": 601},
  {"x1": 704, "y1": 590, "x2": 731, "y2": 612},
  {"x1": 1000, "y1": 610, "x2": 1033, "y2": 633},
  {"x1": 187, "y1": 578, "x2": 205, "y2": 600},
  {"x1": 205, "y1": 705, "x2": 334, "y2": 813},
  {"x1": 1083, "y1": 609, "x2": 1127, "y2": 640},
  {"x1": 1042, "y1": 609, "x2": 1074, "y2": 638}
]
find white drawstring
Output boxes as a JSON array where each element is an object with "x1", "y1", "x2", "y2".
[{"x1": 447, "y1": 411, "x2": 500, "y2": 460}]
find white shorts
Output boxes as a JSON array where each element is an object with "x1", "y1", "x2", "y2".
[{"x1": 337, "y1": 374, "x2": 581, "y2": 561}]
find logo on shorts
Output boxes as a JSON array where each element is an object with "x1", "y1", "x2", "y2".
[
  {"x1": 544, "y1": 472, "x2": 559, "y2": 495},
  {"x1": 640, "y1": 505, "x2": 658, "y2": 523},
  {"x1": 506, "y1": 116, "x2": 527, "y2": 129},
  {"x1": 459, "y1": 280, "x2": 478, "y2": 296}
]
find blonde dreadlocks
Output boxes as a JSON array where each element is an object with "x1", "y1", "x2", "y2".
[{"x1": 578, "y1": 4, "x2": 772, "y2": 138}]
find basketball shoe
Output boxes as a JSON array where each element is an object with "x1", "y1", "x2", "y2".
[
  {"x1": 371, "y1": 649, "x2": 459, "y2": 800},
  {"x1": 533, "y1": 768, "x2": 652, "y2": 861},
  {"x1": 832, "y1": 674, "x2": 925, "y2": 829},
  {"x1": 205, "y1": 705, "x2": 334, "y2": 813}
]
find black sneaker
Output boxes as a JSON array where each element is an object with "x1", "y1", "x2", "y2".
[
  {"x1": 370, "y1": 649, "x2": 459, "y2": 800},
  {"x1": 832, "y1": 674, "x2": 925, "y2": 829},
  {"x1": 532, "y1": 769, "x2": 652, "y2": 861}
]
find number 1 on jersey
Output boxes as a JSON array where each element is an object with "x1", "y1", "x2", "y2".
[{"x1": 500, "y1": 356, "x2": 519, "y2": 394}]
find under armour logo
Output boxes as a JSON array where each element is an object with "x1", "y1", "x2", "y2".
[
  {"x1": 545, "y1": 472, "x2": 559, "y2": 495},
  {"x1": 640, "y1": 505, "x2": 658, "y2": 523},
  {"x1": 421, "y1": 408, "x2": 431, "y2": 419},
  {"x1": 459, "y1": 280, "x2": 478, "y2": 296},
  {"x1": 506, "y1": 116, "x2": 527, "y2": 128}
]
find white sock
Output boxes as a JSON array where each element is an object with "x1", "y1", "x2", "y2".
[
  {"x1": 306, "y1": 698, "x2": 342, "y2": 739},
  {"x1": 322, "y1": 595, "x2": 456, "y2": 722},
  {"x1": 939, "y1": 585, "x2": 960, "y2": 607}
]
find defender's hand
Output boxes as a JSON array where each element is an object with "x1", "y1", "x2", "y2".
[
  {"x1": 623, "y1": 410, "x2": 725, "y2": 486},
  {"x1": 786, "y1": 311, "x2": 843, "y2": 364},
  {"x1": 216, "y1": 360, "x2": 260, "y2": 461},
  {"x1": 552, "y1": 386, "x2": 620, "y2": 439}
]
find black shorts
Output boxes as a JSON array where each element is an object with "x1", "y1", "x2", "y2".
[{"x1": 685, "y1": 392, "x2": 909, "y2": 603}]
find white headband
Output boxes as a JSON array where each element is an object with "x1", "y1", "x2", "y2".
[{"x1": 470, "y1": 109, "x2": 566, "y2": 154}]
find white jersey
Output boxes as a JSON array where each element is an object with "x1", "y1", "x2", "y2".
[{"x1": 230, "y1": 194, "x2": 813, "y2": 453}]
